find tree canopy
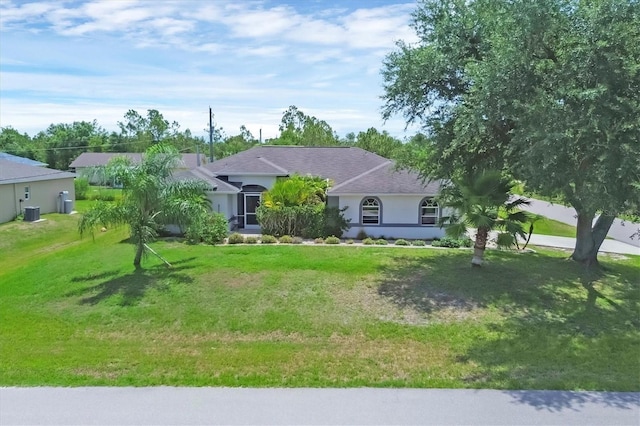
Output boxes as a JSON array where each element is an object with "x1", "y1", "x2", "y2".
[
  {"x1": 269, "y1": 106, "x2": 340, "y2": 146},
  {"x1": 382, "y1": 0, "x2": 640, "y2": 265}
]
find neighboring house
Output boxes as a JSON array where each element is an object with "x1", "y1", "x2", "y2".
[
  {"x1": 177, "y1": 146, "x2": 446, "y2": 240},
  {"x1": 0, "y1": 159, "x2": 76, "y2": 223},
  {"x1": 69, "y1": 152, "x2": 206, "y2": 184},
  {"x1": 0, "y1": 152, "x2": 47, "y2": 167}
]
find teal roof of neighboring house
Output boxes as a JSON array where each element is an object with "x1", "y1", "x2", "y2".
[
  {"x1": 0, "y1": 159, "x2": 75, "y2": 185},
  {"x1": 0, "y1": 152, "x2": 47, "y2": 167}
]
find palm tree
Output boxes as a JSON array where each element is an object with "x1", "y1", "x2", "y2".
[
  {"x1": 438, "y1": 170, "x2": 529, "y2": 267},
  {"x1": 261, "y1": 174, "x2": 329, "y2": 208},
  {"x1": 79, "y1": 144, "x2": 209, "y2": 269}
]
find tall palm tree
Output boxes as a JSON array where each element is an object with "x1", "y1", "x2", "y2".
[
  {"x1": 438, "y1": 170, "x2": 529, "y2": 267},
  {"x1": 79, "y1": 144, "x2": 209, "y2": 269}
]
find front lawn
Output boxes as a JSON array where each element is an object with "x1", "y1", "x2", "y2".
[{"x1": 1, "y1": 215, "x2": 638, "y2": 389}]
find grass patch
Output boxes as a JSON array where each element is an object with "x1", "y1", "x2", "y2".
[
  {"x1": 529, "y1": 217, "x2": 577, "y2": 238},
  {"x1": 1, "y1": 214, "x2": 638, "y2": 389}
]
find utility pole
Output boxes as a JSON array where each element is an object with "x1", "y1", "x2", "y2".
[{"x1": 209, "y1": 106, "x2": 214, "y2": 163}]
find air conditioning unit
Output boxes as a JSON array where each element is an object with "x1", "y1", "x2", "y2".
[{"x1": 24, "y1": 206, "x2": 40, "y2": 222}]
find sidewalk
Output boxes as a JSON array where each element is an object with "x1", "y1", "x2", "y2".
[
  {"x1": 1, "y1": 387, "x2": 638, "y2": 425},
  {"x1": 525, "y1": 234, "x2": 639, "y2": 256}
]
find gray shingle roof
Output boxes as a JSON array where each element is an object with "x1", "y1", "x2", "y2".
[
  {"x1": 0, "y1": 159, "x2": 76, "y2": 184},
  {"x1": 202, "y1": 146, "x2": 440, "y2": 195},
  {"x1": 69, "y1": 152, "x2": 206, "y2": 169},
  {"x1": 329, "y1": 163, "x2": 440, "y2": 195},
  {"x1": 173, "y1": 168, "x2": 240, "y2": 193}
]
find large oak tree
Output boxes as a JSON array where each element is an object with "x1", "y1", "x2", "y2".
[{"x1": 382, "y1": 0, "x2": 640, "y2": 265}]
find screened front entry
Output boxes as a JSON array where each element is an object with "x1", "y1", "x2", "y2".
[{"x1": 244, "y1": 194, "x2": 260, "y2": 228}]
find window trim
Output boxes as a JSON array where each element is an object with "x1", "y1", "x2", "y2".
[
  {"x1": 24, "y1": 186, "x2": 30, "y2": 201},
  {"x1": 360, "y1": 196, "x2": 382, "y2": 225},
  {"x1": 419, "y1": 197, "x2": 439, "y2": 226}
]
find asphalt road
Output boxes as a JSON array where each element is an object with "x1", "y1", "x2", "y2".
[
  {"x1": 1, "y1": 387, "x2": 639, "y2": 425},
  {"x1": 521, "y1": 197, "x2": 640, "y2": 248}
]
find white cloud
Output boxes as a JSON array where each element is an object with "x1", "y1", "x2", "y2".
[
  {"x1": 0, "y1": 1, "x2": 422, "y2": 141},
  {"x1": 0, "y1": 1, "x2": 57, "y2": 27}
]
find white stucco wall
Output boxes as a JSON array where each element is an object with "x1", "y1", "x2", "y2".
[
  {"x1": 227, "y1": 175, "x2": 277, "y2": 190},
  {"x1": 338, "y1": 194, "x2": 446, "y2": 240},
  {"x1": 209, "y1": 193, "x2": 236, "y2": 219}
]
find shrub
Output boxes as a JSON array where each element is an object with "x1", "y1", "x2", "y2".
[
  {"x1": 460, "y1": 236, "x2": 473, "y2": 248},
  {"x1": 324, "y1": 235, "x2": 340, "y2": 244},
  {"x1": 322, "y1": 207, "x2": 350, "y2": 238},
  {"x1": 185, "y1": 212, "x2": 228, "y2": 245},
  {"x1": 256, "y1": 204, "x2": 349, "y2": 239},
  {"x1": 261, "y1": 235, "x2": 277, "y2": 244},
  {"x1": 314, "y1": 237, "x2": 325, "y2": 244},
  {"x1": 292, "y1": 236, "x2": 304, "y2": 244},
  {"x1": 362, "y1": 238, "x2": 375, "y2": 245},
  {"x1": 356, "y1": 229, "x2": 368, "y2": 240},
  {"x1": 375, "y1": 238, "x2": 388, "y2": 245},
  {"x1": 227, "y1": 232, "x2": 245, "y2": 244},
  {"x1": 257, "y1": 204, "x2": 322, "y2": 238},
  {"x1": 394, "y1": 239, "x2": 409, "y2": 246},
  {"x1": 74, "y1": 177, "x2": 90, "y2": 200},
  {"x1": 279, "y1": 235, "x2": 293, "y2": 244},
  {"x1": 411, "y1": 240, "x2": 426, "y2": 246},
  {"x1": 431, "y1": 236, "x2": 471, "y2": 248},
  {"x1": 345, "y1": 239, "x2": 354, "y2": 244},
  {"x1": 245, "y1": 236, "x2": 259, "y2": 244},
  {"x1": 89, "y1": 189, "x2": 117, "y2": 201}
]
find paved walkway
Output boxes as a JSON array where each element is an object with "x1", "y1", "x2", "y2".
[{"x1": 1, "y1": 387, "x2": 638, "y2": 425}]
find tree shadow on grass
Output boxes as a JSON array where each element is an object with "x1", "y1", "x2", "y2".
[
  {"x1": 377, "y1": 249, "x2": 640, "y2": 393},
  {"x1": 68, "y1": 258, "x2": 196, "y2": 306}
]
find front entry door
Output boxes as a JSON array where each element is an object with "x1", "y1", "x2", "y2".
[{"x1": 244, "y1": 194, "x2": 261, "y2": 229}]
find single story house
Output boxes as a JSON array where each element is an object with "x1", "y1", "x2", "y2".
[
  {"x1": 69, "y1": 152, "x2": 206, "y2": 184},
  {"x1": 0, "y1": 159, "x2": 76, "y2": 223},
  {"x1": 177, "y1": 146, "x2": 446, "y2": 240}
]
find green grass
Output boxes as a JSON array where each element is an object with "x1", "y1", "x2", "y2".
[
  {"x1": 529, "y1": 217, "x2": 577, "y2": 238},
  {"x1": 1, "y1": 214, "x2": 638, "y2": 389}
]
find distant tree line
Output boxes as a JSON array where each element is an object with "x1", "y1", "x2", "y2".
[{"x1": 0, "y1": 106, "x2": 423, "y2": 170}]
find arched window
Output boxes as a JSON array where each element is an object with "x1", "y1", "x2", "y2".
[
  {"x1": 420, "y1": 197, "x2": 439, "y2": 225},
  {"x1": 361, "y1": 197, "x2": 381, "y2": 225}
]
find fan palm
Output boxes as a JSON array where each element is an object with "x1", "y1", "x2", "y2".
[
  {"x1": 439, "y1": 170, "x2": 529, "y2": 266},
  {"x1": 79, "y1": 144, "x2": 209, "y2": 269}
]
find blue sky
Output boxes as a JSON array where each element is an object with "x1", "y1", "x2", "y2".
[{"x1": 0, "y1": 0, "x2": 421, "y2": 141}]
